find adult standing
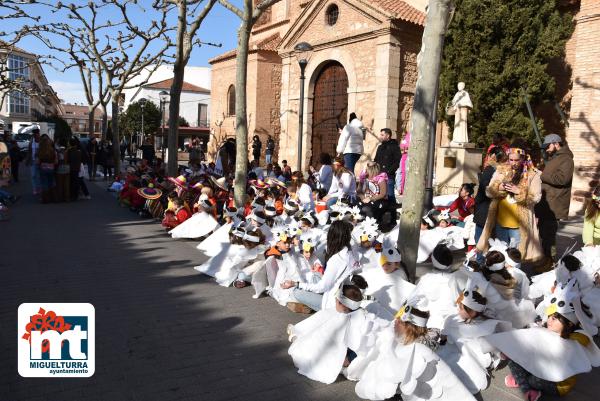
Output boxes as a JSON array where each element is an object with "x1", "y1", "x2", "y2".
[
  {"x1": 139, "y1": 138, "x2": 155, "y2": 165},
  {"x1": 66, "y1": 137, "x2": 82, "y2": 201},
  {"x1": 86, "y1": 136, "x2": 99, "y2": 181},
  {"x1": 474, "y1": 146, "x2": 507, "y2": 244},
  {"x1": 265, "y1": 135, "x2": 275, "y2": 165},
  {"x1": 535, "y1": 134, "x2": 574, "y2": 260},
  {"x1": 251, "y1": 135, "x2": 262, "y2": 166},
  {"x1": 336, "y1": 112, "x2": 364, "y2": 173},
  {"x1": 477, "y1": 140, "x2": 544, "y2": 266},
  {"x1": 374, "y1": 128, "x2": 401, "y2": 201},
  {"x1": 8, "y1": 135, "x2": 20, "y2": 183},
  {"x1": 55, "y1": 142, "x2": 70, "y2": 202},
  {"x1": 26, "y1": 128, "x2": 41, "y2": 196},
  {"x1": 37, "y1": 135, "x2": 57, "y2": 203}
]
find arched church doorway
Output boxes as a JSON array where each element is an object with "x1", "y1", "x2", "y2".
[{"x1": 311, "y1": 61, "x2": 348, "y2": 166}]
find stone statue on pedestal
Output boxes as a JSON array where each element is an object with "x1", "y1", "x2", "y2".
[{"x1": 446, "y1": 82, "x2": 473, "y2": 145}]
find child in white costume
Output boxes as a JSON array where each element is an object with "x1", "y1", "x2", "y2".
[
  {"x1": 287, "y1": 284, "x2": 388, "y2": 384},
  {"x1": 437, "y1": 285, "x2": 512, "y2": 394},
  {"x1": 169, "y1": 196, "x2": 220, "y2": 239},
  {"x1": 361, "y1": 246, "x2": 415, "y2": 320},
  {"x1": 351, "y1": 217, "x2": 382, "y2": 272},
  {"x1": 194, "y1": 224, "x2": 249, "y2": 283},
  {"x1": 480, "y1": 279, "x2": 600, "y2": 401},
  {"x1": 412, "y1": 244, "x2": 459, "y2": 329},
  {"x1": 347, "y1": 295, "x2": 475, "y2": 401},
  {"x1": 196, "y1": 206, "x2": 240, "y2": 256},
  {"x1": 469, "y1": 250, "x2": 536, "y2": 329}
]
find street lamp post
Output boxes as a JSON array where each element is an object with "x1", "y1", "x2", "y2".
[
  {"x1": 294, "y1": 42, "x2": 313, "y2": 172},
  {"x1": 139, "y1": 98, "x2": 147, "y2": 148},
  {"x1": 159, "y1": 90, "x2": 169, "y2": 162}
]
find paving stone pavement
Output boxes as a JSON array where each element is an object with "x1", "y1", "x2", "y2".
[{"x1": 1, "y1": 169, "x2": 598, "y2": 401}]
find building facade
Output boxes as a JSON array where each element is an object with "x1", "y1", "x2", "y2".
[
  {"x1": 0, "y1": 43, "x2": 62, "y2": 131},
  {"x1": 60, "y1": 103, "x2": 103, "y2": 138},
  {"x1": 208, "y1": 0, "x2": 426, "y2": 167},
  {"x1": 564, "y1": 0, "x2": 600, "y2": 214}
]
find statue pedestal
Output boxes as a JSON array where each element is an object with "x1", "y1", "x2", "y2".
[{"x1": 435, "y1": 145, "x2": 483, "y2": 192}]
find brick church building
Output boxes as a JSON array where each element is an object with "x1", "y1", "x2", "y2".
[
  {"x1": 208, "y1": 0, "x2": 426, "y2": 168},
  {"x1": 208, "y1": 0, "x2": 600, "y2": 215}
]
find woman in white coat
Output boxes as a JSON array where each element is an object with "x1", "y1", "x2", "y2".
[
  {"x1": 336, "y1": 112, "x2": 364, "y2": 173},
  {"x1": 281, "y1": 220, "x2": 360, "y2": 311}
]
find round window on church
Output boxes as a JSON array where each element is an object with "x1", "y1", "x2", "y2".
[{"x1": 326, "y1": 4, "x2": 339, "y2": 26}]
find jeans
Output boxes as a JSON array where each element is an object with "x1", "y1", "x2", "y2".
[
  {"x1": 39, "y1": 168, "x2": 56, "y2": 191},
  {"x1": 495, "y1": 225, "x2": 520, "y2": 247},
  {"x1": 343, "y1": 153, "x2": 361, "y2": 174},
  {"x1": 508, "y1": 360, "x2": 559, "y2": 395},
  {"x1": 293, "y1": 288, "x2": 323, "y2": 311},
  {"x1": 387, "y1": 179, "x2": 395, "y2": 201},
  {"x1": 265, "y1": 153, "x2": 272, "y2": 164},
  {"x1": 30, "y1": 165, "x2": 41, "y2": 194},
  {"x1": 326, "y1": 197, "x2": 339, "y2": 209},
  {"x1": 474, "y1": 224, "x2": 485, "y2": 263}
]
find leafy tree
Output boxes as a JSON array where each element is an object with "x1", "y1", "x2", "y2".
[
  {"x1": 439, "y1": 0, "x2": 574, "y2": 147},
  {"x1": 119, "y1": 100, "x2": 161, "y2": 138},
  {"x1": 38, "y1": 114, "x2": 72, "y2": 146},
  {"x1": 178, "y1": 116, "x2": 190, "y2": 127}
]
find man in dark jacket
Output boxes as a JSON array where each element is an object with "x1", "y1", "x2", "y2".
[
  {"x1": 374, "y1": 128, "x2": 400, "y2": 200},
  {"x1": 536, "y1": 133, "x2": 575, "y2": 259}
]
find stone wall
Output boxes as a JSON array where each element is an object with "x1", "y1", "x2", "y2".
[{"x1": 565, "y1": 0, "x2": 600, "y2": 214}]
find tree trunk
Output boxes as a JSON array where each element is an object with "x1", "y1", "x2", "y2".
[
  {"x1": 167, "y1": 3, "x2": 189, "y2": 177},
  {"x1": 111, "y1": 100, "x2": 121, "y2": 174},
  {"x1": 87, "y1": 106, "x2": 96, "y2": 139},
  {"x1": 233, "y1": 17, "x2": 252, "y2": 208},
  {"x1": 100, "y1": 104, "x2": 108, "y2": 139},
  {"x1": 398, "y1": 0, "x2": 453, "y2": 282}
]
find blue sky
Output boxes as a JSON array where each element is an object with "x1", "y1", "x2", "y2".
[{"x1": 5, "y1": 1, "x2": 242, "y2": 104}]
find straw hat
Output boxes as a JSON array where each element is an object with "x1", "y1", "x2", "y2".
[{"x1": 137, "y1": 184, "x2": 163, "y2": 200}]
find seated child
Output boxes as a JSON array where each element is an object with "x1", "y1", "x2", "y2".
[
  {"x1": 362, "y1": 246, "x2": 415, "y2": 320},
  {"x1": 287, "y1": 284, "x2": 383, "y2": 384},
  {"x1": 162, "y1": 197, "x2": 191, "y2": 230},
  {"x1": 349, "y1": 295, "x2": 475, "y2": 401}
]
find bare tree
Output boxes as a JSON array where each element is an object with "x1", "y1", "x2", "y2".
[
  {"x1": 154, "y1": 0, "x2": 219, "y2": 176},
  {"x1": 398, "y1": 0, "x2": 455, "y2": 281},
  {"x1": 41, "y1": 0, "x2": 174, "y2": 173},
  {"x1": 27, "y1": 25, "x2": 112, "y2": 139},
  {"x1": 217, "y1": 0, "x2": 282, "y2": 207}
]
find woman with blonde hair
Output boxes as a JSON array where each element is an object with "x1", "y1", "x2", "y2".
[{"x1": 357, "y1": 161, "x2": 388, "y2": 219}]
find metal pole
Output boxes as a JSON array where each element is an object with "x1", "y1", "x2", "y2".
[
  {"x1": 141, "y1": 104, "x2": 145, "y2": 140},
  {"x1": 161, "y1": 101, "x2": 166, "y2": 161},
  {"x1": 522, "y1": 88, "x2": 546, "y2": 161},
  {"x1": 297, "y1": 60, "x2": 307, "y2": 172}
]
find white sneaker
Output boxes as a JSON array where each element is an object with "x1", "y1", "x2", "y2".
[{"x1": 286, "y1": 324, "x2": 296, "y2": 342}]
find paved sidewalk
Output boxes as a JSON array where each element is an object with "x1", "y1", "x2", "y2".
[{"x1": 0, "y1": 172, "x2": 597, "y2": 401}]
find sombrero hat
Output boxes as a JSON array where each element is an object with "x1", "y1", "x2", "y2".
[
  {"x1": 168, "y1": 175, "x2": 188, "y2": 188},
  {"x1": 210, "y1": 176, "x2": 229, "y2": 191},
  {"x1": 250, "y1": 179, "x2": 269, "y2": 189},
  {"x1": 265, "y1": 177, "x2": 287, "y2": 188},
  {"x1": 191, "y1": 182, "x2": 204, "y2": 191},
  {"x1": 137, "y1": 184, "x2": 163, "y2": 200}
]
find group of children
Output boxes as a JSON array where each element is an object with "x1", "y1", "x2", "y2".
[
  {"x1": 108, "y1": 164, "x2": 600, "y2": 401},
  {"x1": 185, "y1": 176, "x2": 600, "y2": 400}
]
